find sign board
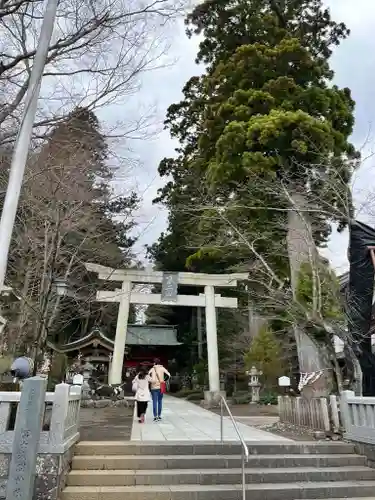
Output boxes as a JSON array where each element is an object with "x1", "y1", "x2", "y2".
[
  {"x1": 73, "y1": 373, "x2": 84, "y2": 386},
  {"x1": 278, "y1": 376, "x2": 291, "y2": 387},
  {"x1": 70, "y1": 384, "x2": 82, "y2": 396},
  {"x1": 161, "y1": 272, "x2": 178, "y2": 302}
]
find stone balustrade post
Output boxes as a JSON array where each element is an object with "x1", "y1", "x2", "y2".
[
  {"x1": 5, "y1": 376, "x2": 47, "y2": 500},
  {"x1": 340, "y1": 390, "x2": 355, "y2": 434},
  {"x1": 49, "y1": 383, "x2": 70, "y2": 448}
]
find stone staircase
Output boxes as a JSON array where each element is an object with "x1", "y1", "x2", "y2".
[{"x1": 61, "y1": 441, "x2": 375, "y2": 500}]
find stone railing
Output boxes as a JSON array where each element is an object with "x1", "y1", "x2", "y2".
[
  {"x1": 0, "y1": 382, "x2": 81, "y2": 453},
  {"x1": 278, "y1": 395, "x2": 341, "y2": 434},
  {"x1": 340, "y1": 390, "x2": 375, "y2": 445},
  {"x1": 0, "y1": 378, "x2": 82, "y2": 500}
]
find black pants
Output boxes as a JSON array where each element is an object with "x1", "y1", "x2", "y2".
[{"x1": 136, "y1": 401, "x2": 148, "y2": 418}]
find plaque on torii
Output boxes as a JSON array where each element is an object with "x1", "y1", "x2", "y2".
[{"x1": 161, "y1": 272, "x2": 178, "y2": 303}]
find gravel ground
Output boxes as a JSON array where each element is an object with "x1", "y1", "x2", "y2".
[
  {"x1": 254, "y1": 421, "x2": 317, "y2": 441},
  {"x1": 205, "y1": 403, "x2": 326, "y2": 441},
  {"x1": 79, "y1": 405, "x2": 134, "y2": 441},
  {"x1": 209, "y1": 403, "x2": 279, "y2": 417}
]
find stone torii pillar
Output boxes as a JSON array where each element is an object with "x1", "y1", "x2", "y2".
[
  {"x1": 204, "y1": 285, "x2": 220, "y2": 393},
  {"x1": 110, "y1": 280, "x2": 131, "y2": 385},
  {"x1": 85, "y1": 263, "x2": 247, "y2": 398}
]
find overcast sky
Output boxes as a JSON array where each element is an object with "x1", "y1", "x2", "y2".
[{"x1": 126, "y1": 0, "x2": 375, "y2": 274}]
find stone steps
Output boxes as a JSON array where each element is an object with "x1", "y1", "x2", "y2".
[
  {"x1": 74, "y1": 441, "x2": 356, "y2": 456},
  {"x1": 61, "y1": 441, "x2": 375, "y2": 500},
  {"x1": 61, "y1": 481, "x2": 375, "y2": 500},
  {"x1": 67, "y1": 466, "x2": 375, "y2": 486},
  {"x1": 72, "y1": 453, "x2": 366, "y2": 470}
]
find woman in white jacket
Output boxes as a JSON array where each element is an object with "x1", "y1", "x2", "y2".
[{"x1": 132, "y1": 369, "x2": 151, "y2": 423}]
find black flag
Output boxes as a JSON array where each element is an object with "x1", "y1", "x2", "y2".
[{"x1": 347, "y1": 220, "x2": 375, "y2": 395}]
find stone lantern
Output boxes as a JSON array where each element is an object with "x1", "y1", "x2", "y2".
[
  {"x1": 247, "y1": 366, "x2": 262, "y2": 403},
  {"x1": 192, "y1": 370, "x2": 199, "y2": 389},
  {"x1": 220, "y1": 372, "x2": 226, "y2": 392},
  {"x1": 82, "y1": 361, "x2": 94, "y2": 398}
]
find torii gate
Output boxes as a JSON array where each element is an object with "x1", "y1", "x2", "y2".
[{"x1": 85, "y1": 263, "x2": 247, "y2": 397}]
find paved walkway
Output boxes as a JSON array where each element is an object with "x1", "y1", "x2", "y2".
[{"x1": 131, "y1": 396, "x2": 292, "y2": 442}]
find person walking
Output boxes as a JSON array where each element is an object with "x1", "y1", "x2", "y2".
[
  {"x1": 149, "y1": 358, "x2": 170, "y2": 421},
  {"x1": 132, "y1": 369, "x2": 151, "y2": 423}
]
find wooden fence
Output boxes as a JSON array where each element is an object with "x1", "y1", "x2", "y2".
[
  {"x1": 278, "y1": 395, "x2": 341, "y2": 433},
  {"x1": 279, "y1": 391, "x2": 375, "y2": 445}
]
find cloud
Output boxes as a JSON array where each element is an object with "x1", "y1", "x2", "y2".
[{"x1": 122, "y1": 19, "x2": 200, "y2": 260}]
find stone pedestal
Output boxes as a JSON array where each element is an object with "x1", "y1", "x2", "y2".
[
  {"x1": 0, "y1": 448, "x2": 75, "y2": 500},
  {"x1": 248, "y1": 366, "x2": 262, "y2": 404},
  {"x1": 204, "y1": 390, "x2": 226, "y2": 407}
]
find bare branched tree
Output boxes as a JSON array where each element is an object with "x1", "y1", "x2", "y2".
[
  {"x1": 163, "y1": 165, "x2": 375, "y2": 394},
  {"x1": 0, "y1": 0, "x2": 186, "y2": 144},
  {"x1": 0, "y1": 108, "x2": 139, "y2": 361}
]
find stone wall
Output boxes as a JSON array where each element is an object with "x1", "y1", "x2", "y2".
[{"x1": 0, "y1": 447, "x2": 75, "y2": 500}]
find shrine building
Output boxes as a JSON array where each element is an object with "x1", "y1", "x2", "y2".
[{"x1": 48, "y1": 324, "x2": 181, "y2": 383}]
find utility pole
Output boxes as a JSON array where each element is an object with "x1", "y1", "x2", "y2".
[
  {"x1": 248, "y1": 294, "x2": 253, "y2": 339},
  {"x1": 246, "y1": 284, "x2": 253, "y2": 339},
  {"x1": 0, "y1": 0, "x2": 58, "y2": 292}
]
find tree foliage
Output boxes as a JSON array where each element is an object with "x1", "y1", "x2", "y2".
[
  {"x1": 156, "y1": 0, "x2": 358, "y2": 246},
  {"x1": 244, "y1": 326, "x2": 284, "y2": 388},
  {"x1": 297, "y1": 262, "x2": 343, "y2": 322},
  {"x1": 0, "y1": 0, "x2": 183, "y2": 145},
  {"x1": 148, "y1": 0, "x2": 359, "y2": 368},
  {"x1": 2, "y1": 107, "x2": 139, "y2": 356}
]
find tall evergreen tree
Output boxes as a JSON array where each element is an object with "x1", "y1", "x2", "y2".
[
  {"x1": 3, "y1": 107, "x2": 139, "y2": 355},
  {"x1": 149, "y1": 0, "x2": 359, "y2": 370}
]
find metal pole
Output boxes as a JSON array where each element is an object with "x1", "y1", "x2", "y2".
[
  {"x1": 0, "y1": 0, "x2": 58, "y2": 291},
  {"x1": 220, "y1": 398, "x2": 223, "y2": 443},
  {"x1": 242, "y1": 448, "x2": 246, "y2": 500},
  {"x1": 247, "y1": 285, "x2": 253, "y2": 339}
]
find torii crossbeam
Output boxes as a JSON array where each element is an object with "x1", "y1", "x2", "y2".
[{"x1": 85, "y1": 263, "x2": 247, "y2": 398}]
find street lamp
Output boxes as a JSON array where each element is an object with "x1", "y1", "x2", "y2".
[
  {"x1": 52, "y1": 278, "x2": 86, "y2": 300},
  {"x1": 52, "y1": 278, "x2": 70, "y2": 297}
]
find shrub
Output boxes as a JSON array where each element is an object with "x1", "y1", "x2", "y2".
[
  {"x1": 185, "y1": 391, "x2": 204, "y2": 401},
  {"x1": 231, "y1": 392, "x2": 251, "y2": 405},
  {"x1": 259, "y1": 392, "x2": 278, "y2": 405},
  {"x1": 244, "y1": 326, "x2": 284, "y2": 389},
  {"x1": 193, "y1": 361, "x2": 208, "y2": 387},
  {"x1": 174, "y1": 388, "x2": 203, "y2": 400}
]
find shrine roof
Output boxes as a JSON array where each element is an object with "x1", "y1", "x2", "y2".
[{"x1": 48, "y1": 324, "x2": 181, "y2": 353}]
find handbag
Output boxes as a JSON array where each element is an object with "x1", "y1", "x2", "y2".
[
  {"x1": 154, "y1": 368, "x2": 167, "y2": 394},
  {"x1": 132, "y1": 379, "x2": 138, "y2": 393}
]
